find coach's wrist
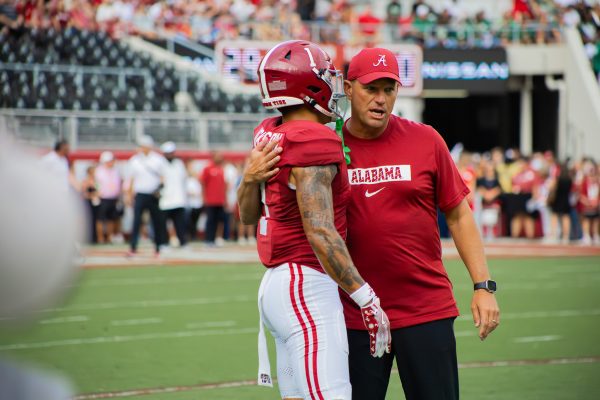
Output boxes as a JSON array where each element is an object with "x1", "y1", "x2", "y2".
[{"x1": 350, "y1": 283, "x2": 376, "y2": 308}]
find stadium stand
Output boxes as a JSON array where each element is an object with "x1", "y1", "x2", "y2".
[{"x1": 0, "y1": 25, "x2": 263, "y2": 113}]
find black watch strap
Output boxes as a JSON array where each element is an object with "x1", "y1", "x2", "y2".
[{"x1": 474, "y1": 280, "x2": 497, "y2": 293}]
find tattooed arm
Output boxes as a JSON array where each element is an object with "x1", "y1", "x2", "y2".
[
  {"x1": 291, "y1": 165, "x2": 365, "y2": 294},
  {"x1": 291, "y1": 164, "x2": 392, "y2": 357}
]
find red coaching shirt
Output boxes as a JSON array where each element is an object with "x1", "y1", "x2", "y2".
[
  {"x1": 254, "y1": 117, "x2": 350, "y2": 271},
  {"x1": 341, "y1": 115, "x2": 469, "y2": 330},
  {"x1": 201, "y1": 162, "x2": 226, "y2": 206}
]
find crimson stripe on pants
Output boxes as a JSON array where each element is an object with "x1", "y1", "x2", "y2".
[
  {"x1": 289, "y1": 263, "x2": 316, "y2": 400},
  {"x1": 294, "y1": 263, "x2": 325, "y2": 400}
]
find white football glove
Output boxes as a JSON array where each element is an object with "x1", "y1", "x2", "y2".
[{"x1": 350, "y1": 283, "x2": 391, "y2": 358}]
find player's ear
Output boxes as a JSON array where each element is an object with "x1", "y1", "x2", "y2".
[{"x1": 344, "y1": 80, "x2": 352, "y2": 100}]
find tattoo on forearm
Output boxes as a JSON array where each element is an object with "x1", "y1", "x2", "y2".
[{"x1": 295, "y1": 166, "x2": 365, "y2": 292}]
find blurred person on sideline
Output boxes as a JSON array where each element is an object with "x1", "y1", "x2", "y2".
[
  {"x1": 95, "y1": 151, "x2": 123, "y2": 244},
  {"x1": 576, "y1": 158, "x2": 599, "y2": 245},
  {"x1": 235, "y1": 160, "x2": 256, "y2": 245},
  {"x1": 80, "y1": 165, "x2": 100, "y2": 243},
  {"x1": 509, "y1": 157, "x2": 539, "y2": 238},
  {"x1": 185, "y1": 159, "x2": 203, "y2": 242},
  {"x1": 159, "y1": 141, "x2": 188, "y2": 248},
  {"x1": 125, "y1": 135, "x2": 167, "y2": 257},
  {"x1": 200, "y1": 151, "x2": 227, "y2": 247},
  {"x1": 242, "y1": 46, "x2": 500, "y2": 400},
  {"x1": 0, "y1": 135, "x2": 84, "y2": 400},
  {"x1": 237, "y1": 40, "x2": 391, "y2": 400},
  {"x1": 548, "y1": 160, "x2": 574, "y2": 243},
  {"x1": 476, "y1": 157, "x2": 503, "y2": 239},
  {"x1": 40, "y1": 138, "x2": 78, "y2": 190}
]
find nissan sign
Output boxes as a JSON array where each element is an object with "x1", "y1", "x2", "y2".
[{"x1": 423, "y1": 49, "x2": 509, "y2": 93}]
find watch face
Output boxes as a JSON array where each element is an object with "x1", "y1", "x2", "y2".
[{"x1": 487, "y1": 280, "x2": 497, "y2": 292}]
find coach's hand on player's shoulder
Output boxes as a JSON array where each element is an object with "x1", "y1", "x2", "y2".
[
  {"x1": 471, "y1": 290, "x2": 500, "y2": 341},
  {"x1": 243, "y1": 138, "x2": 282, "y2": 184}
]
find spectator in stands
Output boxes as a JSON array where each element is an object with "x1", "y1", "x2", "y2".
[
  {"x1": 577, "y1": 157, "x2": 599, "y2": 245},
  {"x1": 159, "y1": 141, "x2": 188, "y2": 248},
  {"x1": 457, "y1": 151, "x2": 477, "y2": 209},
  {"x1": 126, "y1": 135, "x2": 167, "y2": 257},
  {"x1": 201, "y1": 151, "x2": 227, "y2": 247},
  {"x1": 81, "y1": 165, "x2": 100, "y2": 243},
  {"x1": 510, "y1": 157, "x2": 539, "y2": 238},
  {"x1": 185, "y1": 159, "x2": 203, "y2": 242},
  {"x1": 95, "y1": 151, "x2": 122, "y2": 244},
  {"x1": 357, "y1": 5, "x2": 381, "y2": 45},
  {"x1": 477, "y1": 157, "x2": 503, "y2": 239},
  {"x1": 548, "y1": 161, "x2": 574, "y2": 243},
  {"x1": 0, "y1": 0, "x2": 24, "y2": 34}
]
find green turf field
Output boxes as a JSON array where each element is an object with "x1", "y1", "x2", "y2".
[{"x1": 0, "y1": 256, "x2": 599, "y2": 399}]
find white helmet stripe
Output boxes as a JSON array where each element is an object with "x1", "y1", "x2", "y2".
[
  {"x1": 303, "y1": 47, "x2": 316, "y2": 68},
  {"x1": 258, "y1": 42, "x2": 288, "y2": 99}
]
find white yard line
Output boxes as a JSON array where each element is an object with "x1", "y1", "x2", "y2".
[
  {"x1": 110, "y1": 318, "x2": 163, "y2": 327},
  {"x1": 186, "y1": 320, "x2": 237, "y2": 329},
  {"x1": 39, "y1": 316, "x2": 89, "y2": 324},
  {"x1": 39, "y1": 295, "x2": 251, "y2": 314},
  {"x1": 514, "y1": 335, "x2": 562, "y2": 343},
  {"x1": 0, "y1": 327, "x2": 257, "y2": 351},
  {"x1": 73, "y1": 356, "x2": 600, "y2": 399},
  {"x1": 84, "y1": 273, "x2": 264, "y2": 287}
]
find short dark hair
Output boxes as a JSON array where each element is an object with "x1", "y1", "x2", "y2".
[{"x1": 54, "y1": 139, "x2": 68, "y2": 151}]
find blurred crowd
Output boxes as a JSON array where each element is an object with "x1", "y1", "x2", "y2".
[
  {"x1": 446, "y1": 146, "x2": 599, "y2": 245},
  {"x1": 2, "y1": 0, "x2": 599, "y2": 77},
  {"x1": 39, "y1": 138, "x2": 600, "y2": 248},
  {"x1": 41, "y1": 138, "x2": 256, "y2": 251}
]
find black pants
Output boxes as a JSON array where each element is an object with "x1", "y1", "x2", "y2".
[
  {"x1": 130, "y1": 193, "x2": 165, "y2": 252},
  {"x1": 161, "y1": 207, "x2": 187, "y2": 246},
  {"x1": 204, "y1": 205, "x2": 224, "y2": 243},
  {"x1": 348, "y1": 318, "x2": 459, "y2": 400},
  {"x1": 186, "y1": 207, "x2": 203, "y2": 241}
]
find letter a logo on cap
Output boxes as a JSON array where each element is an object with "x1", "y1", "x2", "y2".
[{"x1": 373, "y1": 55, "x2": 387, "y2": 67}]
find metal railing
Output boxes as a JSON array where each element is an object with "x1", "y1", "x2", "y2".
[
  {"x1": 0, "y1": 109, "x2": 268, "y2": 151},
  {"x1": 0, "y1": 62, "x2": 153, "y2": 91}
]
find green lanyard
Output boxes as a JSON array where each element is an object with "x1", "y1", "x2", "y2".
[{"x1": 336, "y1": 118, "x2": 351, "y2": 165}]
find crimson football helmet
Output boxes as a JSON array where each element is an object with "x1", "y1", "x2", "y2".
[{"x1": 257, "y1": 40, "x2": 344, "y2": 118}]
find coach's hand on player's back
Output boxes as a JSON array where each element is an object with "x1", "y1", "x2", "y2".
[
  {"x1": 243, "y1": 138, "x2": 282, "y2": 184},
  {"x1": 472, "y1": 290, "x2": 500, "y2": 341}
]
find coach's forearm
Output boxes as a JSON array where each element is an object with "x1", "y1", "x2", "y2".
[
  {"x1": 237, "y1": 181, "x2": 262, "y2": 225},
  {"x1": 446, "y1": 198, "x2": 490, "y2": 283}
]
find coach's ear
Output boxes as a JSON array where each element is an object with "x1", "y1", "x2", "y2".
[{"x1": 344, "y1": 80, "x2": 353, "y2": 101}]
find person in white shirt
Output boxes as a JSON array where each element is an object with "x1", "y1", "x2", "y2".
[
  {"x1": 159, "y1": 141, "x2": 188, "y2": 248},
  {"x1": 40, "y1": 139, "x2": 76, "y2": 190},
  {"x1": 126, "y1": 135, "x2": 167, "y2": 256},
  {"x1": 185, "y1": 160, "x2": 204, "y2": 241}
]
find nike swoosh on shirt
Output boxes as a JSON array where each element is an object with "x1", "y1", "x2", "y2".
[{"x1": 365, "y1": 187, "x2": 386, "y2": 198}]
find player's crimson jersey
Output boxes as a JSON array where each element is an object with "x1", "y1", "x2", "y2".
[
  {"x1": 340, "y1": 115, "x2": 469, "y2": 330},
  {"x1": 254, "y1": 117, "x2": 350, "y2": 272}
]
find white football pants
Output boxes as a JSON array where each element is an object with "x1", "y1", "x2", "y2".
[{"x1": 258, "y1": 263, "x2": 351, "y2": 400}]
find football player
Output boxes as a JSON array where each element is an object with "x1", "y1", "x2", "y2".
[{"x1": 237, "y1": 40, "x2": 391, "y2": 400}]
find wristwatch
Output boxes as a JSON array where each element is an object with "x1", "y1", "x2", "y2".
[{"x1": 474, "y1": 280, "x2": 497, "y2": 293}]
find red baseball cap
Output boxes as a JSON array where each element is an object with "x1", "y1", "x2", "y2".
[{"x1": 347, "y1": 47, "x2": 400, "y2": 84}]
